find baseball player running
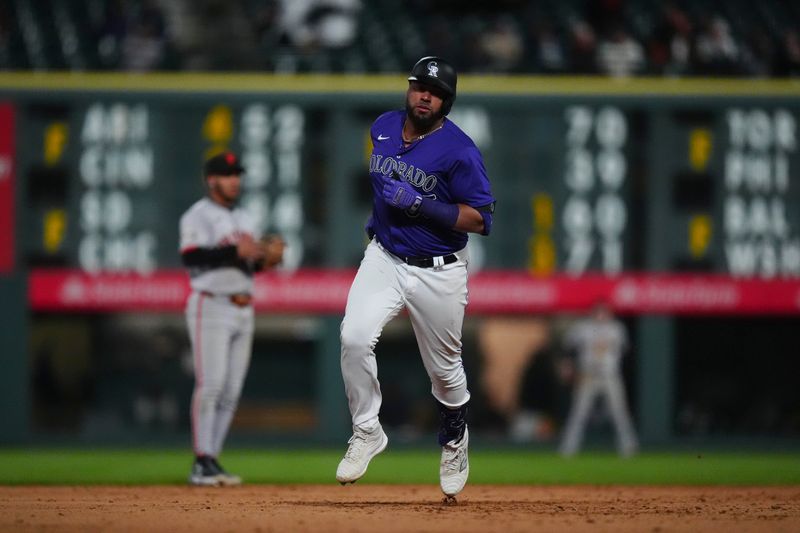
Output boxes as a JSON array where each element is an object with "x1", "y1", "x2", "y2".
[
  {"x1": 180, "y1": 151, "x2": 285, "y2": 486},
  {"x1": 559, "y1": 300, "x2": 639, "y2": 457},
  {"x1": 336, "y1": 56, "x2": 496, "y2": 499}
]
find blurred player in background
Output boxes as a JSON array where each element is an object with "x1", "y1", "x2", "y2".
[
  {"x1": 335, "y1": 56, "x2": 495, "y2": 500},
  {"x1": 558, "y1": 300, "x2": 639, "y2": 457},
  {"x1": 179, "y1": 152, "x2": 285, "y2": 486}
]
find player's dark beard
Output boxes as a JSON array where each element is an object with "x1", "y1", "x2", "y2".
[{"x1": 405, "y1": 99, "x2": 444, "y2": 133}]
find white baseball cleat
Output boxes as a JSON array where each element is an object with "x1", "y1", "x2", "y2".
[
  {"x1": 336, "y1": 424, "x2": 388, "y2": 484},
  {"x1": 440, "y1": 426, "x2": 469, "y2": 497}
]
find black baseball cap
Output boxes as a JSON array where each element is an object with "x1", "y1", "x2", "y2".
[{"x1": 204, "y1": 151, "x2": 245, "y2": 176}]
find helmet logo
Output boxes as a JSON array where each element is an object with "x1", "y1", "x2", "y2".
[{"x1": 427, "y1": 61, "x2": 439, "y2": 77}]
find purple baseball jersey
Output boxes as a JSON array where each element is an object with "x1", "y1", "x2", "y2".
[{"x1": 367, "y1": 109, "x2": 495, "y2": 257}]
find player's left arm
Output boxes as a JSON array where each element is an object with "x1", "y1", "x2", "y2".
[{"x1": 382, "y1": 180, "x2": 493, "y2": 235}]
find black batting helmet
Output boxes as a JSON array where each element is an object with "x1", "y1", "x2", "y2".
[{"x1": 407, "y1": 56, "x2": 457, "y2": 115}]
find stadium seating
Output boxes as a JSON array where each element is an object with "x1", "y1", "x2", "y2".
[{"x1": 1, "y1": 0, "x2": 799, "y2": 75}]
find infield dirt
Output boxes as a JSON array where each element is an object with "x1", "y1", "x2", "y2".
[{"x1": 2, "y1": 485, "x2": 798, "y2": 532}]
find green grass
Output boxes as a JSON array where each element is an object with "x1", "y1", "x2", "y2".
[{"x1": 1, "y1": 449, "x2": 799, "y2": 485}]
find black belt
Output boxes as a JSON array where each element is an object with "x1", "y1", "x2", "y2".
[
  {"x1": 400, "y1": 253, "x2": 457, "y2": 268},
  {"x1": 377, "y1": 238, "x2": 458, "y2": 268}
]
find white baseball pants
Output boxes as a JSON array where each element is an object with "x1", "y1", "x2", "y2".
[
  {"x1": 340, "y1": 239, "x2": 471, "y2": 431},
  {"x1": 186, "y1": 292, "x2": 254, "y2": 457},
  {"x1": 559, "y1": 373, "x2": 639, "y2": 456}
]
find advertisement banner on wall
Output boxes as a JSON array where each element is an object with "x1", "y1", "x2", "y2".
[
  {"x1": 27, "y1": 269, "x2": 800, "y2": 315},
  {"x1": 0, "y1": 103, "x2": 15, "y2": 274}
]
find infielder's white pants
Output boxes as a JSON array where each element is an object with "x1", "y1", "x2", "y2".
[
  {"x1": 340, "y1": 239, "x2": 471, "y2": 431},
  {"x1": 186, "y1": 292, "x2": 254, "y2": 457},
  {"x1": 559, "y1": 373, "x2": 638, "y2": 456}
]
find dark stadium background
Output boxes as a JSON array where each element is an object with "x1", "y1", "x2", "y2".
[{"x1": 0, "y1": 0, "x2": 799, "y2": 452}]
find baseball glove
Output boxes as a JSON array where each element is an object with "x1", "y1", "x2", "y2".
[{"x1": 260, "y1": 234, "x2": 286, "y2": 268}]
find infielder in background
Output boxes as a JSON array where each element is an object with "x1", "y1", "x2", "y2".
[
  {"x1": 179, "y1": 151, "x2": 285, "y2": 486},
  {"x1": 558, "y1": 300, "x2": 639, "y2": 457},
  {"x1": 336, "y1": 56, "x2": 495, "y2": 500}
]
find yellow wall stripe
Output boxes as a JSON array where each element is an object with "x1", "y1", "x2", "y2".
[{"x1": 1, "y1": 72, "x2": 800, "y2": 97}]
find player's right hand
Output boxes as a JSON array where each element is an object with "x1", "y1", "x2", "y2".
[
  {"x1": 382, "y1": 176, "x2": 422, "y2": 212},
  {"x1": 236, "y1": 234, "x2": 265, "y2": 261}
]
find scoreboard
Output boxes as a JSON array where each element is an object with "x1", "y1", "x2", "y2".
[
  {"x1": 651, "y1": 106, "x2": 800, "y2": 277},
  {"x1": 23, "y1": 100, "x2": 310, "y2": 273},
  {"x1": 3, "y1": 73, "x2": 800, "y2": 314}
]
